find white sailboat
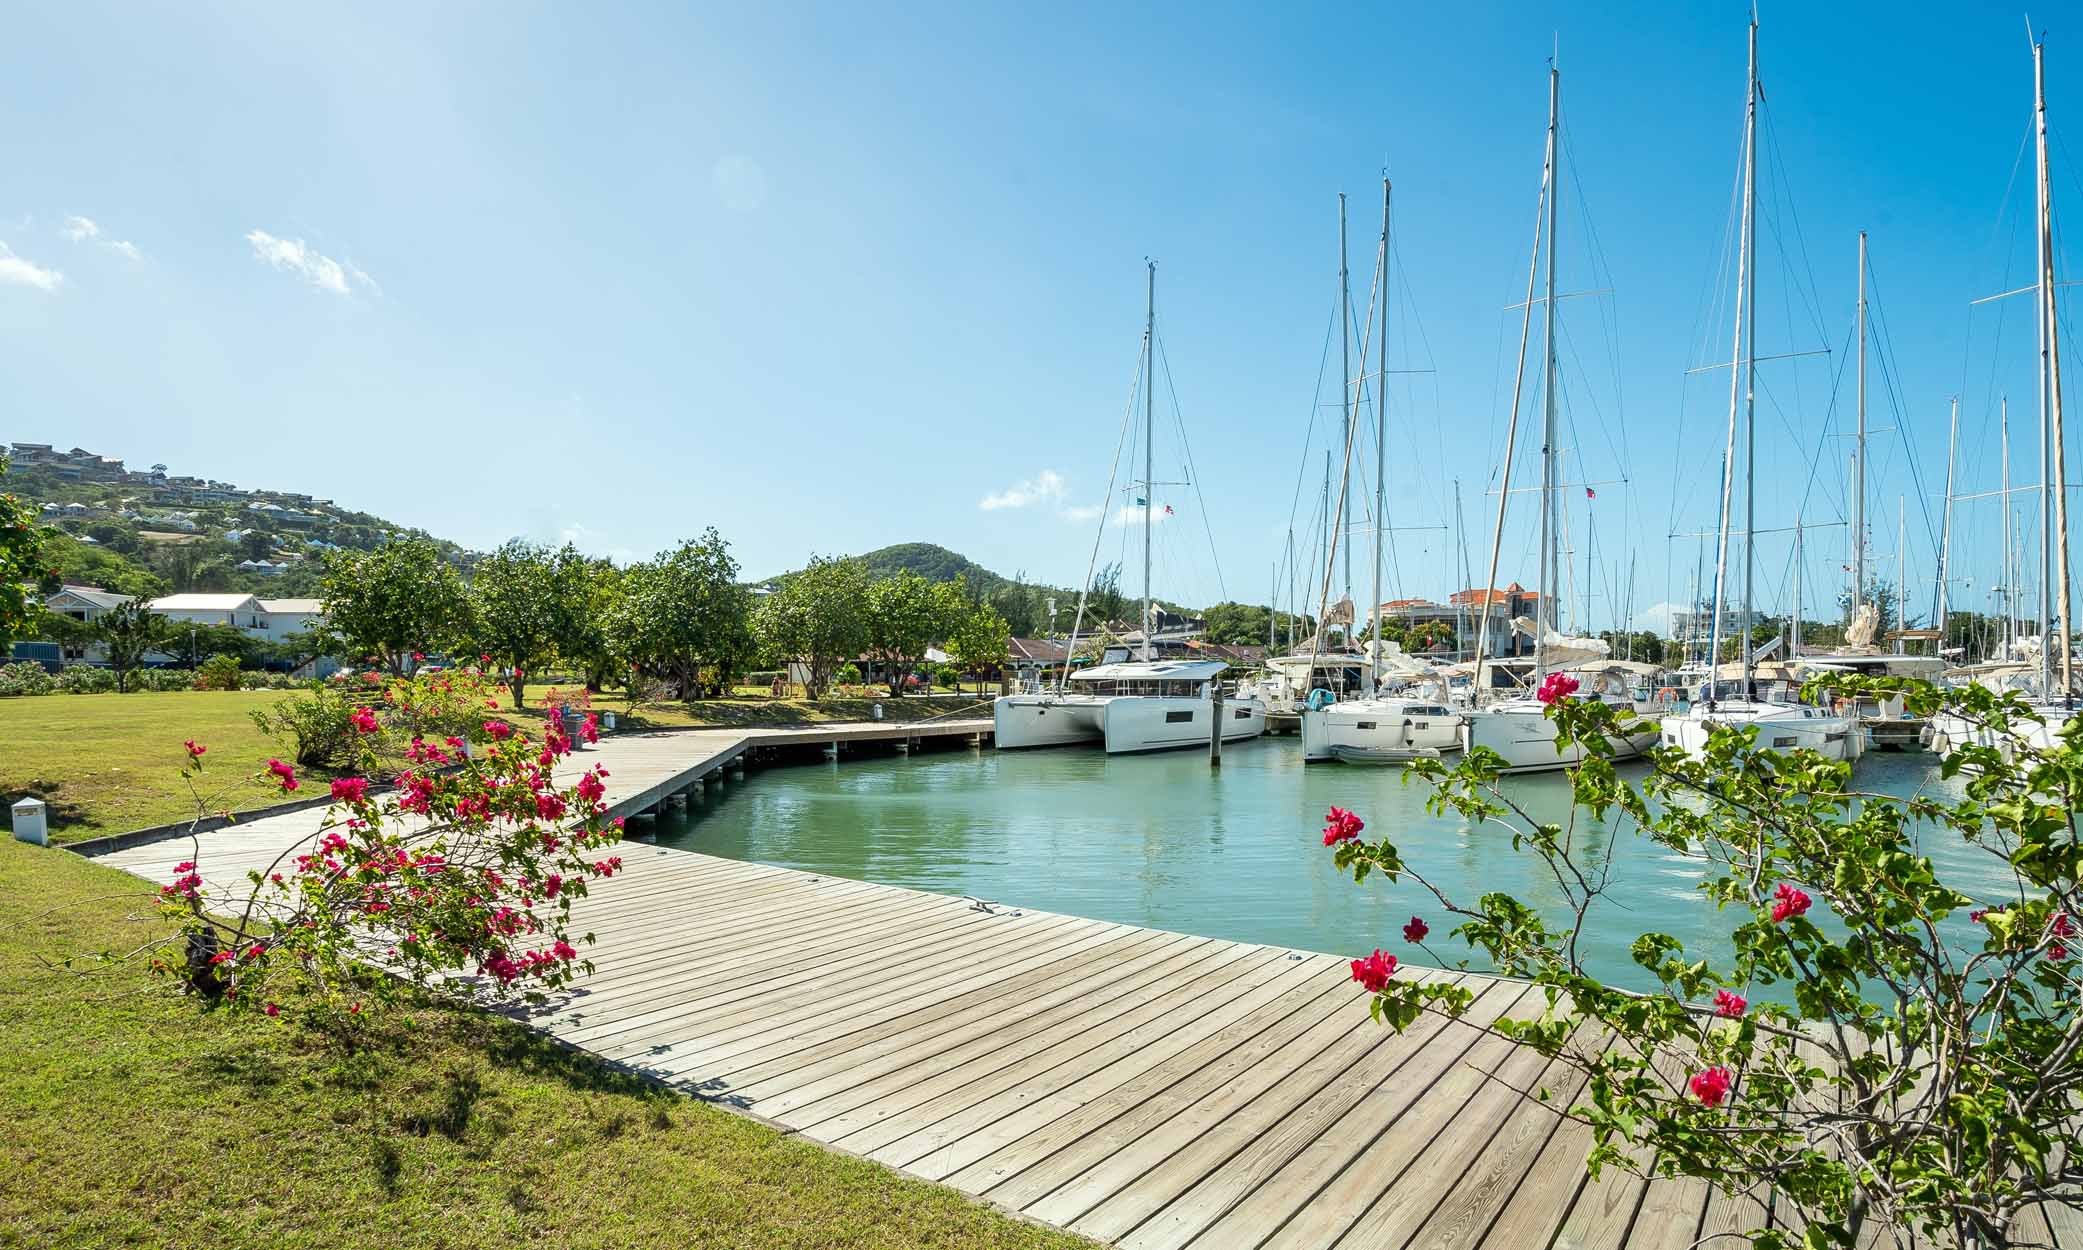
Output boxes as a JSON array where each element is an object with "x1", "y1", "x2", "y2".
[
  {"x1": 1457, "y1": 56, "x2": 1656, "y2": 774},
  {"x1": 993, "y1": 263, "x2": 1267, "y2": 754},
  {"x1": 1299, "y1": 178, "x2": 1467, "y2": 762},
  {"x1": 1931, "y1": 32, "x2": 2077, "y2": 758},
  {"x1": 1658, "y1": 16, "x2": 1862, "y2": 764}
]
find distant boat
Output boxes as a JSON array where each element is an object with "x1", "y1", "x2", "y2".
[{"x1": 992, "y1": 262, "x2": 1266, "y2": 755}]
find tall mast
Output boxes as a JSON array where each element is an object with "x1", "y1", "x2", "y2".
[
  {"x1": 1537, "y1": 57, "x2": 1561, "y2": 678},
  {"x1": 2003, "y1": 395, "x2": 2015, "y2": 652},
  {"x1": 1793, "y1": 516, "x2": 1803, "y2": 657},
  {"x1": 1896, "y1": 496, "x2": 1907, "y2": 655},
  {"x1": 1939, "y1": 396, "x2": 1958, "y2": 645},
  {"x1": 1853, "y1": 230, "x2": 1868, "y2": 625},
  {"x1": 1369, "y1": 177, "x2": 1391, "y2": 695},
  {"x1": 1453, "y1": 478, "x2": 1469, "y2": 660},
  {"x1": 2038, "y1": 35, "x2": 2075, "y2": 699},
  {"x1": 1339, "y1": 193, "x2": 1353, "y2": 638},
  {"x1": 1708, "y1": 15, "x2": 1758, "y2": 699},
  {"x1": 1740, "y1": 15, "x2": 1760, "y2": 693},
  {"x1": 1471, "y1": 56, "x2": 1556, "y2": 694},
  {"x1": 2036, "y1": 36, "x2": 2055, "y2": 696},
  {"x1": 1142, "y1": 260, "x2": 1155, "y2": 663}
]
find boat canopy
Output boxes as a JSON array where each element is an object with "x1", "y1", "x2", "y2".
[{"x1": 1070, "y1": 659, "x2": 1229, "y2": 683}]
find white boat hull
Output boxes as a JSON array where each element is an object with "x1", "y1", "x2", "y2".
[
  {"x1": 993, "y1": 693, "x2": 1267, "y2": 754},
  {"x1": 1300, "y1": 701, "x2": 1463, "y2": 763},
  {"x1": 1659, "y1": 702, "x2": 1865, "y2": 761},
  {"x1": 1461, "y1": 702, "x2": 1657, "y2": 773},
  {"x1": 1929, "y1": 704, "x2": 2073, "y2": 759}
]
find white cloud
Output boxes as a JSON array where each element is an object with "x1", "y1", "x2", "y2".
[
  {"x1": 1635, "y1": 601, "x2": 1684, "y2": 636},
  {"x1": 979, "y1": 469, "x2": 1068, "y2": 511},
  {"x1": 1060, "y1": 503, "x2": 1105, "y2": 523},
  {"x1": 0, "y1": 242, "x2": 62, "y2": 291},
  {"x1": 244, "y1": 229, "x2": 373, "y2": 295},
  {"x1": 63, "y1": 215, "x2": 141, "y2": 260},
  {"x1": 1110, "y1": 502, "x2": 1174, "y2": 528}
]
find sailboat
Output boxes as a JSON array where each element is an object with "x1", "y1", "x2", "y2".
[
  {"x1": 992, "y1": 263, "x2": 1269, "y2": 754},
  {"x1": 1930, "y1": 31, "x2": 2077, "y2": 758},
  {"x1": 1458, "y1": 55, "x2": 1658, "y2": 774},
  {"x1": 1300, "y1": 178, "x2": 1467, "y2": 763},
  {"x1": 1659, "y1": 15, "x2": 1864, "y2": 763}
]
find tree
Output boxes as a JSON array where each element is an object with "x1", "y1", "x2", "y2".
[
  {"x1": 863, "y1": 572, "x2": 963, "y2": 697},
  {"x1": 1331, "y1": 677, "x2": 2083, "y2": 1249},
  {"x1": 470, "y1": 540, "x2": 593, "y2": 709},
  {"x1": 0, "y1": 459, "x2": 52, "y2": 649},
  {"x1": 1201, "y1": 601, "x2": 1274, "y2": 646},
  {"x1": 989, "y1": 572, "x2": 1042, "y2": 638},
  {"x1": 96, "y1": 599, "x2": 170, "y2": 693},
  {"x1": 1086, "y1": 561, "x2": 1128, "y2": 628},
  {"x1": 606, "y1": 531, "x2": 751, "y2": 700},
  {"x1": 167, "y1": 621, "x2": 255, "y2": 668},
  {"x1": 752, "y1": 556, "x2": 868, "y2": 700},
  {"x1": 238, "y1": 529, "x2": 274, "y2": 561},
  {"x1": 318, "y1": 537, "x2": 469, "y2": 674},
  {"x1": 945, "y1": 602, "x2": 1013, "y2": 694}
]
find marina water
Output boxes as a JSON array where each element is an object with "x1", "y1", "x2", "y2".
[{"x1": 653, "y1": 740, "x2": 2008, "y2": 995}]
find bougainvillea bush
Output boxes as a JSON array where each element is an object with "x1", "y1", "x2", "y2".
[
  {"x1": 144, "y1": 682, "x2": 623, "y2": 1045},
  {"x1": 1327, "y1": 676, "x2": 2083, "y2": 1250}
]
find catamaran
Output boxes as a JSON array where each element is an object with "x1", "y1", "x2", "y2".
[
  {"x1": 1657, "y1": 16, "x2": 1862, "y2": 763},
  {"x1": 1930, "y1": 32, "x2": 2077, "y2": 758},
  {"x1": 993, "y1": 263, "x2": 1267, "y2": 754},
  {"x1": 1456, "y1": 56, "x2": 1657, "y2": 773}
]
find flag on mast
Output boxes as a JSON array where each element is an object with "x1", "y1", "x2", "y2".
[{"x1": 1585, "y1": 486, "x2": 1597, "y2": 500}]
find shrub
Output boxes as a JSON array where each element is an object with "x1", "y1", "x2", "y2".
[
  {"x1": 0, "y1": 661, "x2": 54, "y2": 696},
  {"x1": 134, "y1": 668, "x2": 197, "y2": 692},
  {"x1": 195, "y1": 653, "x2": 243, "y2": 691},
  {"x1": 54, "y1": 665, "x2": 116, "y2": 694},
  {"x1": 250, "y1": 687, "x2": 361, "y2": 768}
]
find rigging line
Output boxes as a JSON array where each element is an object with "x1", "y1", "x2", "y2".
[
  {"x1": 1966, "y1": 118, "x2": 2037, "y2": 497},
  {"x1": 1283, "y1": 290, "x2": 1342, "y2": 556},
  {"x1": 1758, "y1": 94, "x2": 1833, "y2": 351},
  {"x1": 1057, "y1": 338, "x2": 1147, "y2": 687},
  {"x1": 1862, "y1": 255, "x2": 1944, "y2": 567},
  {"x1": 1788, "y1": 321, "x2": 1858, "y2": 530},
  {"x1": 1555, "y1": 315, "x2": 1629, "y2": 487},
  {"x1": 1672, "y1": 108, "x2": 1751, "y2": 539},
  {"x1": 1154, "y1": 330, "x2": 1227, "y2": 603}
]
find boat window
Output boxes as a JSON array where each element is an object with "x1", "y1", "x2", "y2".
[
  {"x1": 1165, "y1": 710, "x2": 1194, "y2": 724},
  {"x1": 1773, "y1": 736, "x2": 1797, "y2": 748},
  {"x1": 1355, "y1": 721, "x2": 1376, "y2": 730},
  {"x1": 1233, "y1": 708, "x2": 1250, "y2": 720}
]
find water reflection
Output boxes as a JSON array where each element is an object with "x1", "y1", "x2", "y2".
[{"x1": 651, "y1": 738, "x2": 1975, "y2": 994}]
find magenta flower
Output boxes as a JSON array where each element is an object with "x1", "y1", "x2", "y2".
[
  {"x1": 1690, "y1": 1065, "x2": 1733, "y2": 1108},
  {"x1": 1402, "y1": 916, "x2": 1429, "y2": 944},
  {"x1": 1321, "y1": 806, "x2": 1365, "y2": 847},
  {"x1": 265, "y1": 758, "x2": 299, "y2": 792},
  {"x1": 349, "y1": 706, "x2": 380, "y2": 735},
  {"x1": 330, "y1": 776, "x2": 370, "y2": 804},
  {"x1": 1770, "y1": 882, "x2": 1811, "y2": 924},
  {"x1": 183, "y1": 739, "x2": 206, "y2": 758},
  {"x1": 1712, "y1": 989, "x2": 1747, "y2": 1018},
  {"x1": 1350, "y1": 949, "x2": 1398, "y2": 992},
  {"x1": 1536, "y1": 671, "x2": 1580, "y2": 705}
]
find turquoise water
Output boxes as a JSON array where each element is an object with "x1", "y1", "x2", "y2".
[{"x1": 650, "y1": 738, "x2": 2007, "y2": 993}]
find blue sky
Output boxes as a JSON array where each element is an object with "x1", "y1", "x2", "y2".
[{"x1": 2, "y1": 3, "x2": 2074, "y2": 632}]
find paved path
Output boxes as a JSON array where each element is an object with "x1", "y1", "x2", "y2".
[{"x1": 84, "y1": 725, "x2": 2070, "y2": 1250}]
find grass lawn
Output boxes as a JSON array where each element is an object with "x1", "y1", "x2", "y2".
[
  {"x1": 0, "y1": 838, "x2": 1094, "y2": 1250},
  {"x1": 2, "y1": 689, "x2": 315, "y2": 845},
  {"x1": 524, "y1": 687, "x2": 998, "y2": 730}
]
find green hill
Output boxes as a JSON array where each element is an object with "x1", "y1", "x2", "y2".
[{"x1": 761, "y1": 543, "x2": 1014, "y2": 591}]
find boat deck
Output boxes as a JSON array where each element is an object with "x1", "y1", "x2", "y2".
[{"x1": 84, "y1": 728, "x2": 2077, "y2": 1249}]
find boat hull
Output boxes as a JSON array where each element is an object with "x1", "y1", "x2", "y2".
[
  {"x1": 1300, "y1": 702, "x2": 1463, "y2": 763},
  {"x1": 1461, "y1": 704, "x2": 1656, "y2": 773},
  {"x1": 1659, "y1": 704, "x2": 1865, "y2": 761},
  {"x1": 1928, "y1": 705, "x2": 2073, "y2": 759},
  {"x1": 992, "y1": 693, "x2": 1267, "y2": 754},
  {"x1": 992, "y1": 695, "x2": 1106, "y2": 749}
]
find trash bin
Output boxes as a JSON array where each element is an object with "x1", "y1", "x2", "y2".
[
  {"x1": 872, "y1": 703, "x2": 884, "y2": 721},
  {"x1": 561, "y1": 706, "x2": 585, "y2": 746},
  {"x1": 602, "y1": 712, "x2": 617, "y2": 733},
  {"x1": 12, "y1": 797, "x2": 48, "y2": 846}
]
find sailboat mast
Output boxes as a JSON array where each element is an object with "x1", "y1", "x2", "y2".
[
  {"x1": 2036, "y1": 36, "x2": 2056, "y2": 696},
  {"x1": 1793, "y1": 516, "x2": 1803, "y2": 656},
  {"x1": 1471, "y1": 59, "x2": 1556, "y2": 695},
  {"x1": 1939, "y1": 396, "x2": 1958, "y2": 644},
  {"x1": 1537, "y1": 60, "x2": 1560, "y2": 679},
  {"x1": 2038, "y1": 36, "x2": 2075, "y2": 699},
  {"x1": 1370, "y1": 178, "x2": 1391, "y2": 695},
  {"x1": 2004, "y1": 395, "x2": 2015, "y2": 651},
  {"x1": 1854, "y1": 230, "x2": 1868, "y2": 625},
  {"x1": 1739, "y1": 16, "x2": 1760, "y2": 693},
  {"x1": 1708, "y1": 15, "x2": 1758, "y2": 700},
  {"x1": 1142, "y1": 260, "x2": 1155, "y2": 663},
  {"x1": 1339, "y1": 193, "x2": 1353, "y2": 638}
]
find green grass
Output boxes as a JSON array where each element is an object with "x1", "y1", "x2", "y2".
[
  {"x1": 0, "y1": 839, "x2": 1094, "y2": 1250},
  {"x1": 2, "y1": 689, "x2": 316, "y2": 844},
  {"x1": 524, "y1": 687, "x2": 997, "y2": 730}
]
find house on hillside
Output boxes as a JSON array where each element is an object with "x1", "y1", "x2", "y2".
[
  {"x1": 257, "y1": 598, "x2": 325, "y2": 638},
  {"x1": 45, "y1": 585, "x2": 134, "y2": 625},
  {"x1": 148, "y1": 592, "x2": 269, "y2": 633}
]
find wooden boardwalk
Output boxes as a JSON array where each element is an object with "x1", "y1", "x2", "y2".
[{"x1": 82, "y1": 727, "x2": 2072, "y2": 1249}]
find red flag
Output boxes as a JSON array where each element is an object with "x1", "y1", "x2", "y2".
[{"x1": 1585, "y1": 486, "x2": 1596, "y2": 500}]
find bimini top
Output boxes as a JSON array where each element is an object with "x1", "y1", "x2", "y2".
[{"x1": 1069, "y1": 659, "x2": 1230, "y2": 683}]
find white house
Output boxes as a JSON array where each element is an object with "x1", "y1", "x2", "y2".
[
  {"x1": 44, "y1": 584, "x2": 133, "y2": 625},
  {"x1": 257, "y1": 598, "x2": 325, "y2": 638},
  {"x1": 148, "y1": 592, "x2": 269, "y2": 634}
]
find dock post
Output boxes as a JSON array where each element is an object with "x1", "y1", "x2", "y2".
[
  {"x1": 11, "y1": 797, "x2": 48, "y2": 846},
  {"x1": 730, "y1": 761, "x2": 746, "y2": 780},
  {"x1": 1209, "y1": 685, "x2": 1224, "y2": 768},
  {"x1": 823, "y1": 741, "x2": 839, "y2": 761}
]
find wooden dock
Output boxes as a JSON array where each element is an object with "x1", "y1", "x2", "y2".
[{"x1": 80, "y1": 725, "x2": 2072, "y2": 1249}]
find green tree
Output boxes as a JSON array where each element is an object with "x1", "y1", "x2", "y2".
[
  {"x1": 238, "y1": 529, "x2": 274, "y2": 561},
  {"x1": 989, "y1": 572, "x2": 1042, "y2": 638},
  {"x1": 0, "y1": 459, "x2": 52, "y2": 648},
  {"x1": 753, "y1": 556, "x2": 868, "y2": 700},
  {"x1": 318, "y1": 537, "x2": 469, "y2": 674},
  {"x1": 863, "y1": 572, "x2": 963, "y2": 697},
  {"x1": 946, "y1": 602, "x2": 1013, "y2": 694},
  {"x1": 1085, "y1": 561, "x2": 1128, "y2": 628},
  {"x1": 607, "y1": 530, "x2": 752, "y2": 701},
  {"x1": 96, "y1": 599, "x2": 170, "y2": 693},
  {"x1": 167, "y1": 621, "x2": 255, "y2": 668},
  {"x1": 469, "y1": 540, "x2": 594, "y2": 709}
]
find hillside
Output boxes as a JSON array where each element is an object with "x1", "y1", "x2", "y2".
[
  {"x1": 3, "y1": 440, "x2": 465, "y2": 600},
  {"x1": 761, "y1": 543, "x2": 1023, "y2": 592}
]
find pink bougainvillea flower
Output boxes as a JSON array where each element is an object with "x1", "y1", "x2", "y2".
[
  {"x1": 483, "y1": 720, "x2": 513, "y2": 741},
  {"x1": 1402, "y1": 916, "x2": 1430, "y2": 944},
  {"x1": 1690, "y1": 1065, "x2": 1733, "y2": 1108},
  {"x1": 263, "y1": 1003, "x2": 280, "y2": 1018},
  {"x1": 330, "y1": 776, "x2": 370, "y2": 805},
  {"x1": 183, "y1": 739, "x2": 206, "y2": 758},
  {"x1": 575, "y1": 771, "x2": 606, "y2": 804},
  {"x1": 349, "y1": 706, "x2": 380, "y2": 735},
  {"x1": 1770, "y1": 882, "x2": 1812, "y2": 924},
  {"x1": 1713, "y1": 989, "x2": 1748, "y2": 1018},
  {"x1": 1321, "y1": 806, "x2": 1365, "y2": 846},
  {"x1": 2051, "y1": 941, "x2": 2071, "y2": 961},
  {"x1": 1350, "y1": 949, "x2": 1398, "y2": 993},
  {"x1": 265, "y1": 758, "x2": 299, "y2": 792},
  {"x1": 1536, "y1": 671, "x2": 1581, "y2": 705}
]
